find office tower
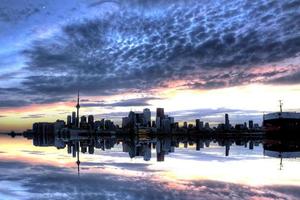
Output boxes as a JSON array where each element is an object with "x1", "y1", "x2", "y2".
[
  {"x1": 205, "y1": 122, "x2": 210, "y2": 129},
  {"x1": 104, "y1": 120, "x2": 115, "y2": 130},
  {"x1": 80, "y1": 116, "x2": 87, "y2": 123},
  {"x1": 152, "y1": 120, "x2": 156, "y2": 127},
  {"x1": 225, "y1": 113, "x2": 230, "y2": 130},
  {"x1": 72, "y1": 112, "x2": 76, "y2": 125},
  {"x1": 196, "y1": 119, "x2": 200, "y2": 130},
  {"x1": 162, "y1": 118, "x2": 171, "y2": 133},
  {"x1": 174, "y1": 122, "x2": 179, "y2": 129},
  {"x1": 94, "y1": 120, "x2": 102, "y2": 130},
  {"x1": 156, "y1": 117, "x2": 161, "y2": 128},
  {"x1": 249, "y1": 141, "x2": 254, "y2": 150},
  {"x1": 168, "y1": 117, "x2": 174, "y2": 124},
  {"x1": 67, "y1": 143, "x2": 72, "y2": 154},
  {"x1": 143, "y1": 108, "x2": 151, "y2": 127},
  {"x1": 200, "y1": 121, "x2": 204, "y2": 129},
  {"x1": 87, "y1": 115, "x2": 94, "y2": 125},
  {"x1": 54, "y1": 120, "x2": 65, "y2": 132},
  {"x1": 249, "y1": 120, "x2": 254, "y2": 130},
  {"x1": 122, "y1": 117, "x2": 130, "y2": 128},
  {"x1": 88, "y1": 145, "x2": 95, "y2": 154},
  {"x1": 225, "y1": 144, "x2": 230, "y2": 156},
  {"x1": 143, "y1": 144, "x2": 151, "y2": 161},
  {"x1": 156, "y1": 108, "x2": 164, "y2": 118},
  {"x1": 156, "y1": 108, "x2": 164, "y2": 129},
  {"x1": 183, "y1": 121, "x2": 187, "y2": 128},
  {"x1": 67, "y1": 115, "x2": 71, "y2": 126},
  {"x1": 128, "y1": 111, "x2": 136, "y2": 128},
  {"x1": 135, "y1": 113, "x2": 144, "y2": 126}
]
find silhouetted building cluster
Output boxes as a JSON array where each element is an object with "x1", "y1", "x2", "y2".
[{"x1": 27, "y1": 93, "x2": 263, "y2": 142}]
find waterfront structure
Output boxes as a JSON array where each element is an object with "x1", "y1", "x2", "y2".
[{"x1": 263, "y1": 101, "x2": 300, "y2": 136}]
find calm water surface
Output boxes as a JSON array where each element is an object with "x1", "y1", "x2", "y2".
[{"x1": 0, "y1": 134, "x2": 300, "y2": 200}]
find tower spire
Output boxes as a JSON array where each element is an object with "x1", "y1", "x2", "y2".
[{"x1": 76, "y1": 90, "x2": 80, "y2": 128}]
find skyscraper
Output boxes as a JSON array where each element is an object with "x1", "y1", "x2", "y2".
[
  {"x1": 143, "y1": 108, "x2": 151, "y2": 127},
  {"x1": 67, "y1": 115, "x2": 72, "y2": 126},
  {"x1": 72, "y1": 112, "x2": 76, "y2": 125},
  {"x1": 88, "y1": 115, "x2": 94, "y2": 125},
  {"x1": 156, "y1": 108, "x2": 164, "y2": 129},
  {"x1": 80, "y1": 116, "x2": 87, "y2": 123},
  {"x1": 249, "y1": 120, "x2": 254, "y2": 130},
  {"x1": 156, "y1": 108, "x2": 164, "y2": 118},
  {"x1": 196, "y1": 119, "x2": 201, "y2": 130},
  {"x1": 225, "y1": 113, "x2": 230, "y2": 130}
]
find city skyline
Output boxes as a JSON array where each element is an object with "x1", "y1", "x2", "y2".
[{"x1": 1, "y1": 0, "x2": 300, "y2": 132}]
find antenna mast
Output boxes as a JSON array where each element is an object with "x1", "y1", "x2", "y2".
[{"x1": 279, "y1": 100, "x2": 283, "y2": 113}]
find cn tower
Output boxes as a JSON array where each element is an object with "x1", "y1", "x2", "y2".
[{"x1": 76, "y1": 91, "x2": 80, "y2": 128}]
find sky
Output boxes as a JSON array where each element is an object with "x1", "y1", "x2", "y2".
[{"x1": 0, "y1": 0, "x2": 300, "y2": 131}]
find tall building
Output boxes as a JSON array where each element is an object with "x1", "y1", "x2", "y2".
[
  {"x1": 54, "y1": 120, "x2": 65, "y2": 132},
  {"x1": 72, "y1": 112, "x2": 76, "y2": 125},
  {"x1": 156, "y1": 108, "x2": 164, "y2": 118},
  {"x1": 196, "y1": 119, "x2": 201, "y2": 130},
  {"x1": 249, "y1": 120, "x2": 254, "y2": 130},
  {"x1": 161, "y1": 118, "x2": 171, "y2": 133},
  {"x1": 143, "y1": 108, "x2": 151, "y2": 127},
  {"x1": 81, "y1": 116, "x2": 87, "y2": 123},
  {"x1": 225, "y1": 113, "x2": 230, "y2": 130},
  {"x1": 156, "y1": 117, "x2": 161, "y2": 128},
  {"x1": 205, "y1": 122, "x2": 210, "y2": 129},
  {"x1": 156, "y1": 108, "x2": 164, "y2": 130},
  {"x1": 183, "y1": 121, "x2": 188, "y2": 128},
  {"x1": 122, "y1": 117, "x2": 130, "y2": 128},
  {"x1": 128, "y1": 111, "x2": 136, "y2": 128},
  {"x1": 67, "y1": 115, "x2": 72, "y2": 126},
  {"x1": 88, "y1": 115, "x2": 94, "y2": 125},
  {"x1": 135, "y1": 113, "x2": 144, "y2": 126}
]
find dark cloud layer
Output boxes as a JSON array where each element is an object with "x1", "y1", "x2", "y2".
[
  {"x1": 81, "y1": 97, "x2": 160, "y2": 107},
  {"x1": 20, "y1": 0, "x2": 300, "y2": 100},
  {"x1": 267, "y1": 71, "x2": 300, "y2": 85},
  {"x1": 21, "y1": 114, "x2": 45, "y2": 119}
]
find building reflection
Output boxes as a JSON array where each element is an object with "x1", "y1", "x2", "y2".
[{"x1": 23, "y1": 128, "x2": 300, "y2": 173}]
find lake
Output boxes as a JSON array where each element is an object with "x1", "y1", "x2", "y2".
[{"x1": 0, "y1": 134, "x2": 299, "y2": 200}]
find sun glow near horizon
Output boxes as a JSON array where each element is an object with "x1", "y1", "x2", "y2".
[{"x1": 1, "y1": 83, "x2": 300, "y2": 132}]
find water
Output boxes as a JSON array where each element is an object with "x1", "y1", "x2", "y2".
[{"x1": 0, "y1": 134, "x2": 300, "y2": 200}]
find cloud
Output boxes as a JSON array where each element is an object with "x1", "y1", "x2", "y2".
[
  {"x1": 267, "y1": 70, "x2": 300, "y2": 85},
  {"x1": 0, "y1": 99, "x2": 30, "y2": 108},
  {"x1": 81, "y1": 97, "x2": 161, "y2": 107},
  {"x1": 0, "y1": 159, "x2": 299, "y2": 200},
  {"x1": 21, "y1": 114, "x2": 45, "y2": 119},
  {"x1": 20, "y1": 0, "x2": 300, "y2": 101},
  {"x1": 0, "y1": 0, "x2": 297, "y2": 108},
  {"x1": 0, "y1": 1, "x2": 42, "y2": 23}
]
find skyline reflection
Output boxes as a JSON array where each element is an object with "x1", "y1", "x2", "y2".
[{"x1": 0, "y1": 133, "x2": 300, "y2": 199}]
